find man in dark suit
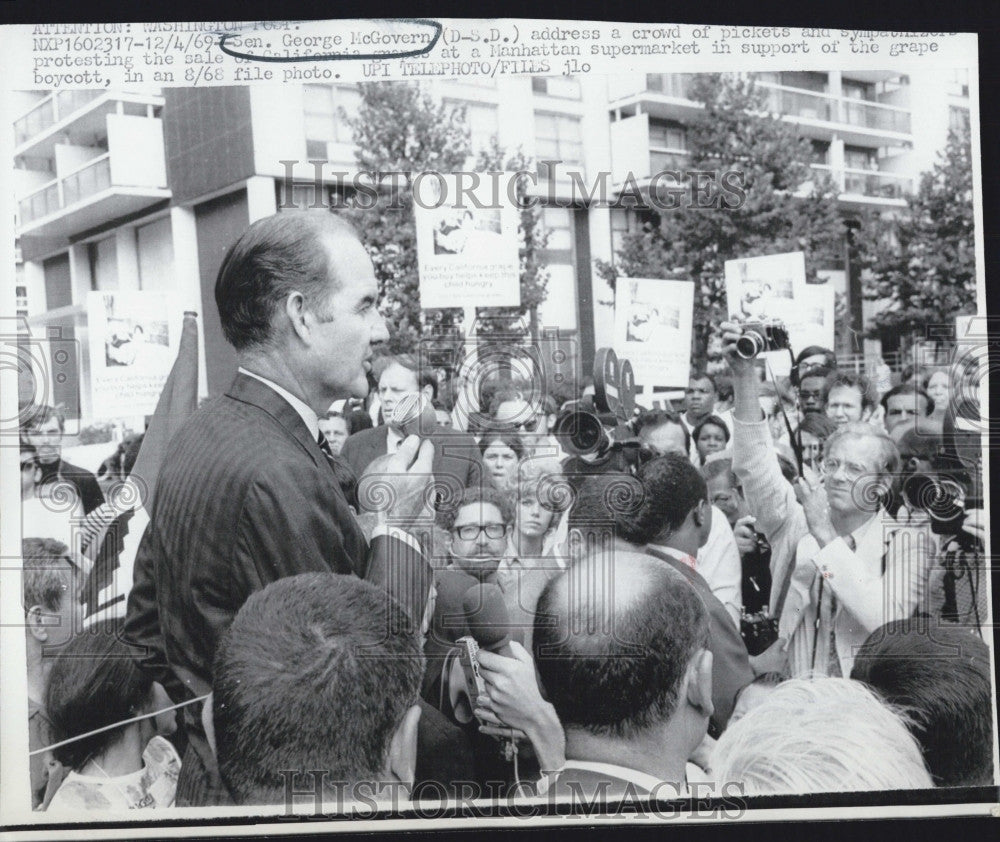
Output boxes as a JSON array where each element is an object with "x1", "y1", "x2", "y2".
[
  {"x1": 641, "y1": 454, "x2": 785, "y2": 734},
  {"x1": 565, "y1": 468, "x2": 762, "y2": 738},
  {"x1": 124, "y1": 211, "x2": 433, "y2": 806},
  {"x1": 535, "y1": 551, "x2": 714, "y2": 800},
  {"x1": 341, "y1": 354, "x2": 482, "y2": 501}
]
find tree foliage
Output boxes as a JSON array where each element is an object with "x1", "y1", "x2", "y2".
[
  {"x1": 345, "y1": 82, "x2": 549, "y2": 372},
  {"x1": 596, "y1": 73, "x2": 845, "y2": 363},
  {"x1": 860, "y1": 126, "x2": 975, "y2": 342},
  {"x1": 346, "y1": 82, "x2": 470, "y2": 355}
]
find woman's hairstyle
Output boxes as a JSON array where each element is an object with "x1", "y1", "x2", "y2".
[
  {"x1": 711, "y1": 677, "x2": 933, "y2": 795},
  {"x1": 517, "y1": 457, "x2": 572, "y2": 514},
  {"x1": 692, "y1": 415, "x2": 731, "y2": 445},
  {"x1": 44, "y1": 622, "x2": 153, "y2": 771},
  {"x1": 477, "y1": 430, "x2": 526, "y2": 460}
]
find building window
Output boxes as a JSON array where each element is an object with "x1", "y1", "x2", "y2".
[
  {"x1": 137, "y1": 217, "x2": 175, "y2": 292},
  {"x1": 810, "y1": 140, "x2": 831, "y2": 165},
  {"x1": 532, "y1": 76, "x2": 581, "y2": 99},
  {"x1": 541, "y1": 206, "x2": 573, "y2": 253},
  {"x1": 648, "y1": 120, "x2": 687, "y2": 151},
  {"x1": 444, "y1": 99, "x2": 499, "y2": 157},
  {"x1": 842, "y1": 79, "x2": 875, "y2": 101},
  {"x1": 303, "y1": 84, "x2": 361, "y2": 148},
  {"x1": 949, "y1": 105, "x2": 971, "y2": 133},
  {"x1": 535, "y1": 112, "x2": 584, "y2": 170},
  {"x1": 88, "y1": 236, "x2": 118, "y2": 292},
  {"x1": 844, "y1": 145, "x2": 878, "y2": 170}
]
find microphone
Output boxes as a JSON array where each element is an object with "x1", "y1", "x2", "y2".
[
  {"x1": 389, "y1": 393, "x2": 439, "y2": 439},
  {"x1": 429, "y1": 568, "x2": 479, "y2": 646},
  {"x1": 461, "y1": 582, "x2": 515, "y2": 658}
]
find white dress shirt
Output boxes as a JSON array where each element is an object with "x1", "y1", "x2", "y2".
[
  {"x1": 780, "y1": 509, "x2": 933, "y2": 678},
  {"x1": 696, "y1": 507, "x2": 743, "y2": 627},
  {"x1": 238, "y1": 367, "x2": 319, "y2": 440},
  {"x1": 556, "y1": 759, "x2": 706, "y2": 799}
]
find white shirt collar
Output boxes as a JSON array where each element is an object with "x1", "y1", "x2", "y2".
[
  {"x1": 558, "y1": 759, "x2": 690, "y2": 798},
  {"x1": 647, "y1": 544, "x2": 693, "y2": 564},
  {"x1": 238, "y1": 367, "x2": 319, "y2": 441}
]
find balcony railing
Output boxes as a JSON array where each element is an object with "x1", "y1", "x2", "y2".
[
  {"x1": 760, "y1": 85, "x2": 837, "y2": 122},
  {"x1": 55, "y1": 89, "x2": 104, "y2": 121},
  {"x1": 650, "y1": 149, "x2": 689, "y2": 172},
  {"x1": 840, "y1": 98, "x2": 911, "y2": 134},
  {"x1": 645, "y1": 73, "x2": 693, "y2": 99},
  {"x1": 14, "y1": 97, "x2": 55, "y2": 145},
  {"x1": 810, "y1": 163, "x2": 912, "y2": 200},
  {"x1": 841, "y1": 167, "x2": 911, "y2": 199},
  {"x1": 18, "y1": 153, "x2": 112, "y2": 225},
  {"x1": 14, "y1": 90, "x2": 105, "y2": 146},
  {"x1": 758, "y1": 83, "x2": 912, "y2": 134}
]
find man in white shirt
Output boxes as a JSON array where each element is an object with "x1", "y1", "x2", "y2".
[{"x1": 781, "y1": 422, "x2": 931, "y2": 678}]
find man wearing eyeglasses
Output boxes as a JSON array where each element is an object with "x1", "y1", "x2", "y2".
[
  {"x1": 723, "y1": 319, "x2": 932, "y2": 679},
  {"x1": 437, "y1": 486, "x2": 556, "y2": 651},
  {"x1": 781, "y1": 423, "x2": 931, "y2": 678},
  {"x1": 490, "y1": 391, "x2": 563, "y2": 460}
]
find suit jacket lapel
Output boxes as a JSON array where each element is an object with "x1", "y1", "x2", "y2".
[{"x1": 225, "y1": 373, "x2": 322, "y2": 467}]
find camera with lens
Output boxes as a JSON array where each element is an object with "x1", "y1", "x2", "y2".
[
  {"x1": 901, "y1": 469, "x2": 979, "y2": 542},
  {"x1": 735, "y1": 319, "x2": 791, "y2": 360},
  {"x1": 551, "y1": 348, "x2": 648, "y2": 474}
]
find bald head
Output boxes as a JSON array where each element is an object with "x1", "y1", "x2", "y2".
[{"x1": 533, "y1": 551, "x2": 710, "y2": 739}]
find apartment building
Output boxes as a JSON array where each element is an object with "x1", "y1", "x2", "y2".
[{"x1": 12, "y1": 69, "x2": 970, "y2": 424}]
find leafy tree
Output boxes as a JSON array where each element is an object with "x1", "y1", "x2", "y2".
[
  {"x1": 345, "y1": 84, "x2": 550, "y2": 387},
  {"x1": 346, "y1": 82, "x2": 470, "y2": 356},
  {"x1": 472, "y1": 137, "x2": 550, "y2": 342},
  {"x1": 596, "y1": 73, "x2": 845, "y2": 366},
  {"x1": 860, "y1": 126, "x2": 975, "y2": 346}
]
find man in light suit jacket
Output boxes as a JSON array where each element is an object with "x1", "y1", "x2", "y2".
[
  {"x1": 341, "y1": 354, "x2": 483, "y2": 500},
  {"x1": 124, "y1": 212, "x2": 433, "y2": 806}
]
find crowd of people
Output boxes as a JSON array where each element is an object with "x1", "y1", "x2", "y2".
[{"x1": 19, "y1": 211, "x2": 993, "y2": 813}]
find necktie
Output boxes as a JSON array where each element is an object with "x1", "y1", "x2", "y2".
[{"x1": 826, "y1": 534, "x2": 857, "y2": 677}]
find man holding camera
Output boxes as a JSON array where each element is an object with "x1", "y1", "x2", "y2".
[{"x1": 723, "y1": 318, "x2": 933, "y2": 678}]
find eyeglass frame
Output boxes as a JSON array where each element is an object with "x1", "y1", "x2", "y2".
[{"x1": 450, "y1": 523, "x2": 509, "y2": 541}]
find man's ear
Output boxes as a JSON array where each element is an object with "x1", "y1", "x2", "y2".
[
  {"x1": 686, "y1": 649, "x2": 714, "y2": 720},
  {"x1": 284, "y1": 291, "x2": 310, "y2": 342},
  {"x1": 25, "y1": 605, "x2": 48, "y2": 643},
  {"x1": 691, "y1": 499, "x2": 707, "y2": 528},
  {"x1": 387, "y1": 704, "x2": 422, "y2": 786}
]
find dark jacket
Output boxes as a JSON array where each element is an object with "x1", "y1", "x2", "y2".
[
  {"x1": 341, "y1": 424, "x2": 484, "y2": 501},
  {"x1": 645, "y1": 547, "x2": 755, "y2": 737},
  {"x1": 124, "y1": 374, "x2": 423, "y2": 804}
]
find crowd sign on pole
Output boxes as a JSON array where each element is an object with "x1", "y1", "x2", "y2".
[
  {"x1": 725, "y1": 251, "x2": 819, "y2": 377},
  {"x1": 414, "y1": 173, "x2": 520, "y2": 310},
  {"x1": 86, "y1": 291, "x2": 180, "y2": 418},
  {"x1": 613, "y1": 278, "x2": 694, "y2": 391}
]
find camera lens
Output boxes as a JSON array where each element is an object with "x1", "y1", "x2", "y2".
[
  {"x1": 552, "y1": 410, "x2": 607, "y2": 456},
  {"x1": 736, "y1": 331, "x2": 766, "y2": 359}
]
